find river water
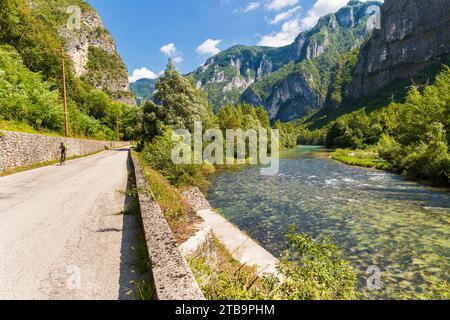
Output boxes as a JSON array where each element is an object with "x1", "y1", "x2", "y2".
[{"x1": 206, "y1": 146, "x2": 450, "y2": 299}]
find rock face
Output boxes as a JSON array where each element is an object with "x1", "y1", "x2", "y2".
[
  {"x1": 268, "y1": 73, "x2": 324, "y2": 121},
  {"x1": 60, "y1": 11, "x2": 114, "y2": 77},
  {"x1": 349, "y1": 0, "x2": 450, "y2": 98},
  {"x1": 241, "y1": 72, "x2": 323, "y2": 121},
  {"x1": 240, "y1": 0, "x2": 381, "y2": 120},
  {"x1": 190, "y1": 45, "x2": 288, "y2": 111},
  {"x1": 58, "y1": 3, "x2": 134, "y2": 105}
]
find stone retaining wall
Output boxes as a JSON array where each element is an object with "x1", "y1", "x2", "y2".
[
  {"x1": 0, "y1": 130, "x2": 128, "y2": 174},
  {"x1": 179, "y1": 187, "x2": 217, "y2": 262},
  {"x1": 129, "y1": 152, "x2": 205, "y2": 300}
]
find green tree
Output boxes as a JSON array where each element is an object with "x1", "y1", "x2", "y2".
[
  {"x1": 142, "y1": 129, "x2": 208, "y2": 188},
  {"x1": 84, "y1": 90, "x2": 111, "y2": 120},
  {"x1": 120, "y1": 104, "x2": 140, "y2": 141},
  {"x1": 400, "y1": 123, "x2": 450, "y2": 183},
  {"x1": 0, "y1": 45, "x2": 63, "y2": 131},
  {"x1": 138, "y1": 100, "x2": 168, "y2": 145},
  {"x1": 153, "y1": 60, "x2": 214, "y2": 132}
]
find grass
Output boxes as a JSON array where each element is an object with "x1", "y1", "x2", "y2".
[
  {"x1": 131, "y1": 280, "x2": 154, "y2": 300},
  {"x1": 331, "y1": 149, "x2": 391, "y2": 170},
  {"x1": 135, "y1": 151, "x2": 201, "y2": 244},
  {"x1": 0, "y1": 119, "x2": 62, "y2": 137},
  {"x1": 190, "y1": 230, "x2": 360, "y2": 300},
  {"x1": 213, "y1": 237, "x2": 258, "y2": 273},
  {"x1": 189, "y1": 236, "x2": 265, "y2": 300}
]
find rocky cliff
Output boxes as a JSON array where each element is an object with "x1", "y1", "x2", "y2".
[
  {"x1": 190, "y1": 45, "x2": 288, "y2": 112},
  {"x1": 58, "y1": 1, "x2": 134, "y2": 105},
  {"x1": 348, "y1": 0, "x2": 450, "y2": 98},
  {"x1": 241, "y1": 0, "x2": 381, "y2": 121},
  {"x1": 0, "y1": 0, "x2": 134, "y2": 106}
]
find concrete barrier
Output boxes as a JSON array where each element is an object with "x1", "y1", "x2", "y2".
[
  {"x1": 129, "y1": 151, "x2": 205, "y2": 300},
  {"x1": 0, "y1": 130, "x2": 128, "y2": 174}
]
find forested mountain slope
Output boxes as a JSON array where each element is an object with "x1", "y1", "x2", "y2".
[
  {"x1": 0, "y1": 0, "x2": 138, "y2": 140},
  {"x1": 190, "y1": 0, "x2": 381, "y2": 120}
]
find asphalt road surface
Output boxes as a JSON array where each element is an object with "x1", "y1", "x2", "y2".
[{"x1": 0, "y1": 148, "x2": 141, "y2": 300}]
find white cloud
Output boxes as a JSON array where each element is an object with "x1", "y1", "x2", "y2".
[
  {"x1": 301, "y1": 0, "x2": 382, "y2": 30},
  {"x1": 270, "y1": 5, "x2": 301, "y2": 24},
  {"x1": 160, "y1": 43, "x2": 177, "y2": 57},
  {"x1": 258, "y1": 18, "x2": 300, "y2": 47},
  {"x1": 243, "y1": 2, "x2": 261, "y2": 12},
  {"x1": 172, "y1": 56, "x2": 184, "y2": 64},
  {"x1": 160, "y1": 43, "x2": 183, "y2": 64},
  {"x1": 234, "y1": 2, "x2": 261, "y2": 14},
  {"x1": 196, "y1": 39, "x2": 223, "y2": 57},
  {"x1": 128, "y1": 67, "x2": 158, "y2": 83},
  {"x1": 266, "y1": 0, "x2": 299, "y2": 11}
]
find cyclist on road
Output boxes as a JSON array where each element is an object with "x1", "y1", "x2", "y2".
[{"x1": 60, "y1": 142, "x2": 67, "y2": 165}]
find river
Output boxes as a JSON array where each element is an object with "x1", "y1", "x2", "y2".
[{"x1": 206, "y1": 146, "x2": 450, "y2": 299}]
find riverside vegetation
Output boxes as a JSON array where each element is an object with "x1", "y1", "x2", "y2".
[
  {"x1": 304, "y1": 66, "x2": 450, "y2": 185},
  {"x1": 265, "y1": 64, "x2": 450, "y2": 186},
  {"x1": 190, "y1": 228, "x2": 358, "y2": 300},
  {"x1": 135, "y1": 61, "x2": 359, "y2": 300}
]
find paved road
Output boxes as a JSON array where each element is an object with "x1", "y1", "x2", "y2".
[{"x1": 0, "y1": 148, "x2": 141, "y2": 300}]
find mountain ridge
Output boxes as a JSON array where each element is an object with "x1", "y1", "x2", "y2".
[
  {"x1": 189, "y1": 0, "x2": 381, "y2": 120},
  {"x1": 129, "y1": 1, "x2": 381, "y2": 115}
]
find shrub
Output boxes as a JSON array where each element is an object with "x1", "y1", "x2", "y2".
[
  {"x1": 191, "y1": 229, "x2": 358, "y2": 300},
  {"x1": 274, "y1": 229, "x2": 358, "y2": 300},
  {"x1": 142, "y1": 129, "x2": 209, "y2": 189}
]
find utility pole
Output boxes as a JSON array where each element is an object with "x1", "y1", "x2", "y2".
[
  {"x1": 61, "y1": 46, "x2": 69, "y2": 137},
  {"x1": 116, "y1": 113, "x2": 120, "y2": 141}
]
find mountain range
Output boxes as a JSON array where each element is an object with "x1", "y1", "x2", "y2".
[
  {"x1": 130, "y1": 1, "x2": 381, "y2": 119},
  {"x1": 129, "y1": 78, "x2": 157, "y2": 105},
  {"x1": 129, "y1": 0, "x2": 450, "y2": 126},
  {"x1": 190, "y1": 0, "x2": 381, "y2": 121}
]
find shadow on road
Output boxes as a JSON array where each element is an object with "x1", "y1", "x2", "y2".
[
  {"x1": 118, "y1": 153, "x2": 153, "y2": 300},
  {"x1": 118, "y1": 155, "x2": 141, "y2": 300}
]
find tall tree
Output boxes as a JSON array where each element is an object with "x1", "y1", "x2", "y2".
[{"x1": 153, "y1": 59, "x2": 214, "y2": 132}]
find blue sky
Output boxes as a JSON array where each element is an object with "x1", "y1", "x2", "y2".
[{"x1": 86, "y1": 0, "x2": 373, "y2": 82}]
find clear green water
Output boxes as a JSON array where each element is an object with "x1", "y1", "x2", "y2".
[{"x1": 206, "y1": 146, "x2": 450, "y2": 299}]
